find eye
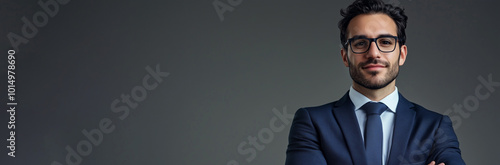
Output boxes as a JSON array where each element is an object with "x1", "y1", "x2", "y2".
[
  {"x1": 353, "y1": 40, "x2": 368, "y2": 47},
  {"x1": 378, "y1": 38, "x2": 394, "y2": 47}
]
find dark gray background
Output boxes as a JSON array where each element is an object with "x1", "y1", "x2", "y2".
[{"x1": 1, "y1": 0, "x2": 499, "y2": 164}]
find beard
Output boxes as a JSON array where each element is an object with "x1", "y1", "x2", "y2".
[{"x1": 348, "y1": 57, "x2": 399, "y2": 90}]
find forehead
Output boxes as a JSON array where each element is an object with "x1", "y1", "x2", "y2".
[{"x1": 347, "y1": 13, "x2": 397, "y2": 38}]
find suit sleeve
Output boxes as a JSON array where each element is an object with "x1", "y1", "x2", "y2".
[
  {"x1": 428, "y1": 115, "x2": 466, "y2": 165},
  {"x1": 285, "y1": 108, "x2": 327, "y2": 165}
]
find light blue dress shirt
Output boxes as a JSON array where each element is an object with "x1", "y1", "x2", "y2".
[{"x1": 349, "y1": 86, "x2": 399, "y2": 165}]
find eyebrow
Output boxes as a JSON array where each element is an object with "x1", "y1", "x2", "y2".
[{"x1": 350, "y1": 34, "x2": 396, "y2": 39}]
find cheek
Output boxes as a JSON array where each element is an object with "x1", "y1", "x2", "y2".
[
  {"x1": 389, "y1": 54, "x2": 401, "y2": 65},
  {"x1": 348, "y1": 55, "x2": 362, "y2": 65}
]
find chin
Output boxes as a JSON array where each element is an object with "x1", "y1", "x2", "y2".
[{"x1": 364, "y1": 72, "x2": 384, "y2": 79}]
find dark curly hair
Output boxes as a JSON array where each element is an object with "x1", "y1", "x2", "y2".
[{"x1": 338, "y1": 0, "x2": 408, "y2": 50}]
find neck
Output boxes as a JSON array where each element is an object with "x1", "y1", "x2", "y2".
[{"x1": 352, "y1": 80, "x2": 396, "y2": 102}]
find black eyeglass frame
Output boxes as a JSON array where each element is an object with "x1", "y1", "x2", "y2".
[{"x1": 344, "y1": 35, "x2": 399, "y2": 54}]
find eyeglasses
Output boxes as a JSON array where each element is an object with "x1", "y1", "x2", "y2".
[{"x1": 345, "y1": 36, "x2": 399, "y2": 54}]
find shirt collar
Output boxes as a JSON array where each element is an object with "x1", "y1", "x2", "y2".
[{"x1": 348, "y1": 86, "x2": 399, "y2": 113}]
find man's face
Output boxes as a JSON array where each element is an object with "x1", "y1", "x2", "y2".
[{"x1": 341, "y1": 13, "x2": 407, "y2": 89}]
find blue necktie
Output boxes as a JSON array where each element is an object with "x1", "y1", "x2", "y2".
[{"x1": 362, "y1": 102, "x2": 387, "y2": 165}]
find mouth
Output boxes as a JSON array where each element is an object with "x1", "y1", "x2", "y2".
[{"x1": 362, "y1": 64, "x2": 386, "y2": 71}]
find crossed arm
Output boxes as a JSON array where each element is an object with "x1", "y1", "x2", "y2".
[{"x1": 286, "y1": 108, "x2": 465, "y2": 165}]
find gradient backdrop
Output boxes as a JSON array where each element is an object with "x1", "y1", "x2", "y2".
[{"x1": 1, "y1": 0, "x2": 499, "y2": 164}]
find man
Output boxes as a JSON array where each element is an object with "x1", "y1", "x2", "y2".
[{"x1": 285, "y1": 0, "x2": 465, "y2": 165}]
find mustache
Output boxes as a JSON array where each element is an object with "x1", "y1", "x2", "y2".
[{"x1": 359, "y1": 59, "x2": 390, "y2": 67}]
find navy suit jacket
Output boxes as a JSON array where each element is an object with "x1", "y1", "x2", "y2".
[{"x1": 285, "y1": 92, "x2": 465, "y2": 165}]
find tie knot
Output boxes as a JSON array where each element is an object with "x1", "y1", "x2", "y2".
[{"x1": 361, "y1": 102, "x2": 387, "y2": 115}]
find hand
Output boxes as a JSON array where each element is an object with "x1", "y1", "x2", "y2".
[{"x1": 428, "y1": 161, "x2": 445, "y2": 165}]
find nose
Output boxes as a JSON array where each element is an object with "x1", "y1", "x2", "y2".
[{"x1": 365, "y1": 41, "x2": 380, "y2": 59}]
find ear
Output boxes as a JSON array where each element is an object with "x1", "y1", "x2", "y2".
[
  {"x1": 398, "y1": 45, "x2": 407, "y2": 66},
  {"x1": 341, "y1": 47, "x2": 349, "y2": 67}
]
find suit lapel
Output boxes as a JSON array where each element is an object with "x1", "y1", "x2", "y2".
[
  {"x1": 387, "y1": 93, "x2": 416, "y2": 165},
  {"x1": 332, "y1": 92, "x2": 367, "y2": 165}
]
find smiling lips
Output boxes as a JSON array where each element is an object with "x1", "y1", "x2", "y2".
[{"x1": 362, "y1": 64, "x2": 386, "y2": 71}]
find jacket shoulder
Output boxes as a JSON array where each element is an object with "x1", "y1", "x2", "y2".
[
  {"x1": 410, "y1": 102, "x2": 446, "y2": 121},
  {"x1": 298, "y1": 102, "x2": 335, "y2": 115}
]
